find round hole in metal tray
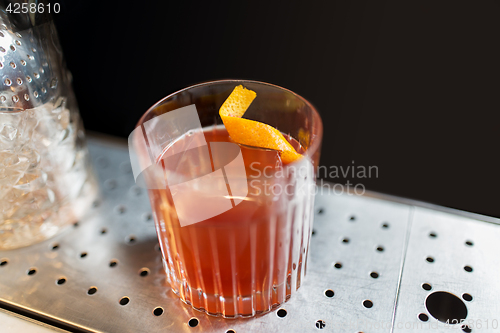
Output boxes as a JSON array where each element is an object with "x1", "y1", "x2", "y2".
[
  {"x1": 188, "y1": 317, "x2": 199, "y2": 327},
  {"x1": 363, "y1": 300, "x2": 373, "y2": 308},
  {"x1": 334, "y1": 262, "x2": 342, "y2": 269},
  {"x1": 426, "y1": 257, "x2": 435, "y2": 263},
  {"x1": 153, "y1": 307, "x2": 163, "y2": 316},
  {"x1": 349, "y1": 215, "x2": 356, "y2": 221},
  {"x1": 226, "y1": 330, "x2": 236, "y2": 333},
  {"x1": 315, "y1": 319, "x2": 326, "y2": 329},
  {"x1": 119, "y1": 296, "x2": 130, "y2": 306},
  {"x1": 465, "y1": 240, "x2": 473, "y2": 246},
  {"x1": 0, "y1": 259, "x2": 8, "y2": 266},
  {"x1": 370, "y1": 272, "x2": 379, "y2": 279},
  {"x1": 119, "y1": 161, "x2": 132, "y2": 173},
  {"x1": 311, "y1": 229, "x2": 316, "y2": 236},
  {"x1": 116, "y1": 205, "x2": 126, "y2": 214},
  {"x1": 324, "y1": 289, "x2": 334, "y2": 298},
  {"x1": 462, "y1": 293, "x2": 473, "y2": 302},
  {"x1": 127, "y1": 235, "x2": 136, "y2": 244},
  {"x1": 96, "y1": 157, "x2": 108, "y2": 168},
  {"x1": 422, "y1": 283, "x2": 432, "y2": 291},
  {"x1": 87, "y1": 287, "x2": 97, "y2": 295},
  {"x1": 80, "y1": 252, "x2": 88, "y2": 258},
  {"x1": 101, "y1": 228, "x2": 107, "y2": 235},
  {"x1": 56, "y1": 277, "x2": 66, "y2": 285},
  {"x1": 27, "y1": 268, "x2": 37, "y2": 275},
  {"x1": 376, "y1": 246, "x2": 384, "y2": 252},
  {"x1": 381, "y1": 222, "x2": 389, "y2": 229},
  {"x1": 464, "y1": 265, "x2": 473, "y2": 272},
  {"x1": 277, "y1": 308, "x2": 287, "y2": 317},
  {"x1": 462, "y1": 325, "x2": 472, "y2": 333},
  {"x1": 131, "y1": 186, "x2": 142, "y2": 196},
  {"x1": 429, "y1": 232, "x2": 437, "y2": 238},
  {"x1": 342, "y1": 237, "x2": 349, "y2": 244},
  {"x1": 105, "y1": 179, "x2": 117, "y2": 190},
  {"x1": 139, "y1": 268, "x2": 150, "y2": 277},
  {"x1": 418, "y1": 313, "x2": 429, "y2": 322},
  {"x1": 109, "y1": 260, "x2": 118, "y2": 267},
  {"x1": 425, "y1": 291, "x2": 467, "y2": 323},
  {"x1": 317, "y1": 208, "x2": 324, "y2": 215}
]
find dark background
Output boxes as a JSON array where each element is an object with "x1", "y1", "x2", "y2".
[{"x1": 52, "y1": 1, "x2": 499, "y2": 217}]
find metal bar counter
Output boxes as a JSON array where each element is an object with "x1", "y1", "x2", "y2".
[{"x1": 0, "y1": 135, "x2": 498, "y2": 333}]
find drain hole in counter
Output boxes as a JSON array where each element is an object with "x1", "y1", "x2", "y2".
[
  {"x1": 116, "y1": 205, "x2": 126, "y2": 214},
  {"x1": 418, "y1": 313, "x2": 429, "y2": 322},
  {"x1": 119, "y1": 297, "x2": 130, "y2": 306},
  {"x1": 188, "y1": 318, "x2": 199, "y2": 327},
  {"x1": 422, "y1": 283, "x2": 432, "y2": 291},
  {"x1": 277, "y1": 309, "x2": 287, "y2": 317},
  {"x1": 315, "y1": 320, "x2": 326, "y2": 329},
  {"x1": 363, "y1": 300, "x2": 373, "y2": 308},
  {"x1": 462, "y1": 325, "x2": 472, "y2": 333},
  {"x1": 105, "y1": 179, "x2": 117, "y2": 190},
  {"x1": 425, "y1": 291, "x2": 467, "y2": 323}
]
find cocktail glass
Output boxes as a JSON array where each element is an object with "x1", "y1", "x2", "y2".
[{"x1": 130, "y1": 80, "x2": 322, "y2": 318}]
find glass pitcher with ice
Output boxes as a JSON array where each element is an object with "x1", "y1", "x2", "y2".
[{"x1": 0, "y1": 6, "x2": 97, "y2": 249}]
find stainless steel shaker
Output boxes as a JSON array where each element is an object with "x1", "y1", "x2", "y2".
[{"x1": 0, "y1": 3, "x2": 97, "y2": 249}]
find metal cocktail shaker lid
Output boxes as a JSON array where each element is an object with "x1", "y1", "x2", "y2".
[{"x1": 0, "y1": 11, "x2": 58, "y2": 111}]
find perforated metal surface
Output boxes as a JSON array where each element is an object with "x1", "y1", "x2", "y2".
[{"x1": 0, "y1": 135, "x2": 498, "y2": 333}]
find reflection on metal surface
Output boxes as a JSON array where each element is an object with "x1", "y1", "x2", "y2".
[{"x1": 0, "y1": 136, "x2": 497, "y2": 332}]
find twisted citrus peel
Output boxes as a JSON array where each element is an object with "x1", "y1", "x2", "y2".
[{"x1": 219, "y1": 85, "x2": 302, "y2": 164}]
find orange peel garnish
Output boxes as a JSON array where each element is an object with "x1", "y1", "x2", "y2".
[{"x1": 219, "y1": 85, "x2": 302, "y2": 164}]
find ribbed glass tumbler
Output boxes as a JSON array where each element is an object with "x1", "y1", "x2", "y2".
[{"x1": 131, "y1": 80, "x2": 322, "y2": 318}]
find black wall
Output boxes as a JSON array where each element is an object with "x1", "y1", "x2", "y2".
[{"x1": 53, "y1": 0, "x2": 500, "y2": 217}]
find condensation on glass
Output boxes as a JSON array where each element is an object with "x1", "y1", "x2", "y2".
[{"x1": 0, "y1": 9, "x2": 97, "y2": 249}]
